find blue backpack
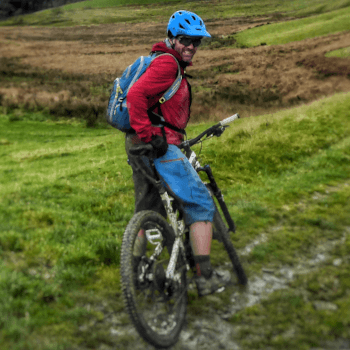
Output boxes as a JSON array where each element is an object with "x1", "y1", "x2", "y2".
[{"x1": 106, "y1": 52, "x2": 183, "y2": 132}]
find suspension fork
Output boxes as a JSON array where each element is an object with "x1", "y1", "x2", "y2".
[{"x1": 197, "y1": 164, "x2": 236, "y2": 233}]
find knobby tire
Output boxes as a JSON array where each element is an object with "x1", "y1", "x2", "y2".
[
  {"x1": 120, "y1": 210, "x2": 187, "y2": 349},
  {"x1": 212, "y1": 208, "x2": 248, "y2": 286}
]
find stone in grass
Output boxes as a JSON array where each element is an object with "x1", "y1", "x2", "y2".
[
  {"x1": 333, "y1": 258, "x2": 342, "y2": 266},
  {"x1": 313, "y1": 301, "x2": 338, "y2": 311}
]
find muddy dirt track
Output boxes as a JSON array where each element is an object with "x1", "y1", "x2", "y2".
[{"x1": 0, "y1": 16, "x2": 350, "y2": 123}]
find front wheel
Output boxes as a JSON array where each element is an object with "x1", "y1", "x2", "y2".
[
  {"x1": 212, "y1": 208, "x2": 248, "y2": 286},
  {"x1": 120, "y1": 210, "x2": 187, "y2": 349}
]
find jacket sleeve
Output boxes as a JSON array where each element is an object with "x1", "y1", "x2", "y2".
[{"x1": 127, "y1": 55, "x2": 179, "y2": 143}]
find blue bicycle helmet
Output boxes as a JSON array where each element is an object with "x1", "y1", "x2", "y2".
[{"x1": 167, "y1": 10, "x2": 211, "y2": 38}]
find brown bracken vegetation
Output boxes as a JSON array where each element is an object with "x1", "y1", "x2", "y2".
[{"x1": 1, "y1": 17, "x2": 350, "y2": 126}]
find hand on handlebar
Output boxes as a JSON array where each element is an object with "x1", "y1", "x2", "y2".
[{"x1": 212, "y1": 126, "x2": 227, "y2": 137}]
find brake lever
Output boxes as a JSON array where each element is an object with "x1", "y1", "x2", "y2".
[{"x1": 213, "y1": 125, "x2": 229, "y2": 137}]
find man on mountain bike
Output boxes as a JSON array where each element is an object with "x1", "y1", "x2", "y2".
[{"x1": 125, "y1": 10, "x2": 231, "y2": 296}]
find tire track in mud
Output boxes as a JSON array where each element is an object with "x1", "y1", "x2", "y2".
[
  {"x1": 91, "y1": 225, "x2": 349, "y2": 350},
  {"x1": 171, "y1": 228, "x2": 350, "y2": 350}
]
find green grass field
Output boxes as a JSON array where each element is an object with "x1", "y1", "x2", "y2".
[
  {"x1": 1, "y1": 0, "x2": 350, "y2": 27},
  {"x1": 325, "y1": 46, "x2": 350, "y2": 58},
  {"x1": 62, "y1": 0, "x2": 181, "y2": 9},
  {"x1": 235, "y1": 5, "x2": 350, "y2": 47},
  {"x1": 1, "y1": 92, "x2": 350, "y2": 349},
  {"x1": 1, "y1": 0, "x2": 350, "y2": 348}
]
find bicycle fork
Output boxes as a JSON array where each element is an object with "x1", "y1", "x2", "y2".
[
  {"x1": 145, "y1": 160, "x2": 190, "y2": 283},
  {"x1": 198, "y1": 164, "x2": 236, "y2": 233}
]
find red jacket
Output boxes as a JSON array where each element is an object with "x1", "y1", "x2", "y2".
[{"x1": 127, "y1": 41, "x2": 191, "y2": 145}]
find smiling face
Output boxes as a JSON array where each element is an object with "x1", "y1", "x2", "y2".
[{"x1": 172, "y1": 37, "x2": 201, "y2": 62}]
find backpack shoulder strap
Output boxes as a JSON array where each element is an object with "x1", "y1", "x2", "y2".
[
  {"x1": 147, "y1": 52, "x2": 186, "y2": 134},
  {"x1": 150, "y1": 52, "x2": 183, "y2": 104}
]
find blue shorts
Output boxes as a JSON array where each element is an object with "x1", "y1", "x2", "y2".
[{"x1": 154, "y1": 145, "x2": 215, "y2": 225}]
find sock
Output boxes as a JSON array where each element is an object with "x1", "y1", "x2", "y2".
[{"x1": 194, "y1": 255, "x2": 212, "y2": 279}]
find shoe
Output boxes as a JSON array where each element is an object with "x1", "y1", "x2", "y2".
[{"x1": 194, "y1": 269, "x2": 231, "y2": 297}]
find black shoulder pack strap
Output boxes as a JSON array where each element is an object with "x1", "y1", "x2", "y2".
[
  {"x1": 148, "y1": 110, "x2": 186, "y2": 134},
  {"x1": 147, "y1": 52, "x2": 186, "y2": 135}
]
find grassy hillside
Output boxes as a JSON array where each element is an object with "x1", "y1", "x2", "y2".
[
  {"x1": 1, "y1": 92, "x2": 349, "y2": 349},
  {"x1": 235, "y1": 5, "x2": 350, "y2": 47},
  {"x1": 1, "y1": 0, "x2": 350, "y2": 27},
  {"x1": 325, "y1": 46, "x2": 350, "y2": 58},
  {"x1": 62, "y1": 0, "x2": 180, "y2": 9},
  {"x1": 1, "y1": 0, "x2": 350, "y2": 348}
]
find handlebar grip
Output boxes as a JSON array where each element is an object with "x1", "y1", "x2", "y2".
[{"x1": 219, "y1": 113, "x2": 240, "y2": 127}]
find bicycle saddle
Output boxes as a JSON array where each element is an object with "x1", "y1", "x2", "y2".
[{"x1": 129, "y1": 143, "x2": 154, "y2": 156}]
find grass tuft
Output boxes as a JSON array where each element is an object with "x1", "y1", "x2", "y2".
[{"x1": 325, "y1": 46, "x2": 350, "y2": 58}]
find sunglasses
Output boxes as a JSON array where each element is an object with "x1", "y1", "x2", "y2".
[{"x1": 177, "y1": 36, "x2": 202, "y2": 48}]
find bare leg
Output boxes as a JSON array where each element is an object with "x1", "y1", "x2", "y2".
[
  {"x1": 190, "y1": 221, "x2": 213, "y2": 278},
  {"x1": 133, "y1": 229, "x2": 147, "y2": 257},
  {"x1": 190, "y1": 222, "x2": 231, "y2": 295},
  {"x1": 189, "y1": 221, "x2": 212, "y2": 255}
]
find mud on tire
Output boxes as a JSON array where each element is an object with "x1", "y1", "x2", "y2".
[
  {"x1": 212, "y1": 207, "x2": 248, "y2": 286},
  {"x1": 120, "y1": 210, "x2": 187, "y2": 349}
]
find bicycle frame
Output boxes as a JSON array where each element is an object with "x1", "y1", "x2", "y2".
[
  {"x1": 134, "y1": 146, "x2": 235, "y2": 283},
  {"x1": 130, "y1": 113, "x2": 240, "y2": 284},
  {"x1": 139, "y1": 159, "x2": 189, "y2": 282}
]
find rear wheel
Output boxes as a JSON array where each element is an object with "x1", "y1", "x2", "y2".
[{"x1": 120, "y1": 210, "x2": 187, "y2": 349}]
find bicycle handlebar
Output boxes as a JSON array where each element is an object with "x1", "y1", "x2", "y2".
[
  {"x1": 129, "y1": 114, "x2": 240, "y2": 156},
  {"x1": 219, "y1": 113, "x2": 240, "y2": 127},
  {"x1": 179, "y1": 113, "x2": 239, "y2": 149}
]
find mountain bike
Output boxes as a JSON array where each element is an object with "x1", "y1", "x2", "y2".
[{"x1": 120, "y1": 114, "x2": 247, "y2": 349}]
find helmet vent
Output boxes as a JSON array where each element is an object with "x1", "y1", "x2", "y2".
[
  {"x1": 185, "y1": 19, "x2": 191, "y2": 25},
  {"x1": 179, "y1": 24, "x2": 185, "y2": 29},
  {"x1": 200, "y1": 20, "x2": 203, "y2": 25},
  {"x1": 192, "y1": 15, "x2": 196, "y2": 20}
]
